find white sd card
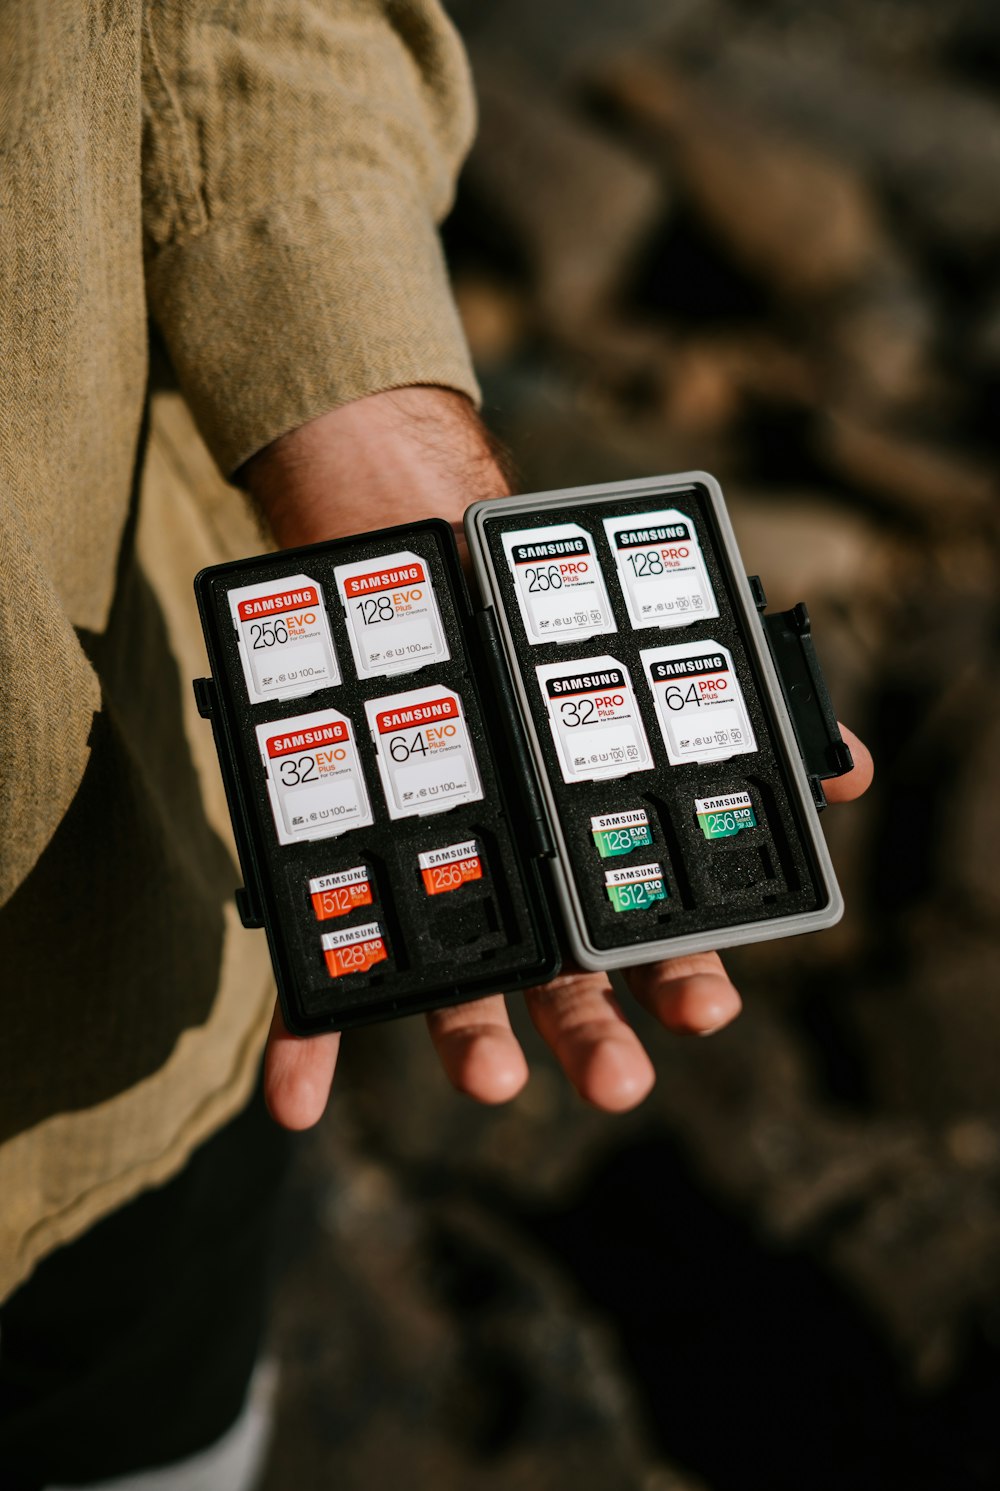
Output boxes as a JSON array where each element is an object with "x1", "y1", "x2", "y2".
[
  {"x1": 229, "y1": 574, "x2": 339, "y2": 703},
  {"x1": 334, "y1": 550, "x2": 449, "y2": 679},
  {"x1": 536, "y1": 655, "x2": 653, "y2": 784},
  {"x1": 602, "y1": 509, "x2": 718, "y2": 630},
  {"x1": 256, "y1": 707, "x2": 373, "y2": 845},
  {"x1": 365, "y1": 685, "x2": 483, "y2": 820},
  {"x1": 501, "y1": 523, "x2": 616, "y2": 645},
  {"x1": 640, "y1": 639, "x2": 757, "y2": 765}
]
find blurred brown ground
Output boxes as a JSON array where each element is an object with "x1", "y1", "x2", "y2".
[{"x1": 239, "y1": 3, "x2": 1000, "y2": 1486}]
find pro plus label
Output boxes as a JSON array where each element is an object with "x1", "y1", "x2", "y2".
[
  {"x1": 536, "y1": 655, "x2": 653, "y2": 784},
  {"x1": 418, "y1": 839, "x2": 483, "y2": 896},
  {"x1": 641, "y1": 640, "x2": 757, "y2": 765},
  {"x1": 308, "y1": 865, "x2": 374, "y2": 921},
  {"x1": 256, "y1": 708, "x2": 373, "y2": 845},
  {"x1": 321, "y1": 920, "x2": 388, "y2": 978},
  {"x1": 502, "y1": 523, "x2": 616, "y2": 645},
  {"x1": 334, "y1": 550, "x2": 449, "y2": 679},
  {"x1": 602, "y1": 509, "x2": 718, "y2": 630},
  {"x1": 229, "y1": 574, "x2": 339, "y2": 702},
  {"x1": 365, "y1": 685, "x2": 483, "y2": 820}
]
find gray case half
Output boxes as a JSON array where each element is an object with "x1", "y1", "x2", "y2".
[{"x1": 466, "y1": 472, "x2": 844, "y2": 972}]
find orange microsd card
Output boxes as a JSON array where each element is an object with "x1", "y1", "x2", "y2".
[
  {"x1": 321, "y1": 921, "x2": 388, "y2": 978},
  {"x1": 418, "y1": 839, "x2": 483, "y2": 896},
  {"x1": 308, "y1": 866, "x2": 373, "y2": 922}
]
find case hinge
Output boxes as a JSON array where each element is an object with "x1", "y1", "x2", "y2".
[
  {"x1": 474, "y1": 607, "x2": 555, "y2": 860},
  {"x1": 192, "y1": 675, "x2": 265, "y2": 927}
]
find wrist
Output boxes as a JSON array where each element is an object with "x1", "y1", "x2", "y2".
[{"x1": 238, "y1": 387, "x2": 512, "y2": 550}]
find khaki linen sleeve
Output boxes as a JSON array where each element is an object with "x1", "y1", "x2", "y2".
[{"x1": 141, "y1": 0, "x2": 480, "y2": 475}]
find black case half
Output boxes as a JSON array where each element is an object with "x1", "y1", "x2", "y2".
[
  {"x1": 194, "y1": 518, "x2": 560, "y2": 1035},
  {"x1": 194, "y1": 474, "x2": 851, "y2": 1033}
]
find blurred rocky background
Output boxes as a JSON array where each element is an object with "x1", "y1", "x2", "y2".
[{"x1": 258, "y1": 3, "x2": 1000, "y2": 1486}]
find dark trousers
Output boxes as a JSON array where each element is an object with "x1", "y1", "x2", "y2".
[{"x1": 0, "y1": 1078, "x2": 291, "y2": 1489}]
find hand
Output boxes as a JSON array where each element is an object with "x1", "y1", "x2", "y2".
[{"x1": 240, "y1": 388, "x2": 874, "y2": 1129}]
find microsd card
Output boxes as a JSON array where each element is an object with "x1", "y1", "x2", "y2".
[
  {"x1": 602, "y1": 509, "x2": 718, "y2": 630},
  {"x1": 256, "y1": 708, "x2": 373, "y2": 845},
  {"x1": 321, "y1": 920, "x2": 388, "y2": 978},
  {"x1": 308, "y1": 865, "x2": 374, "y2": 921},
  {"x1": 590, "y1": 809, "x2": 653, "y2": 859},
  {"x1": 604, "y1": 862, "x2": 668, "y2": 912},
  {"x1": 334, "y1": 550, "x2": 448, "y2": 679},
  {"x1": 501, "y1": 523, "x2": 615, "y2": 645},
  {"x1": 418, "y1": 839, "x2": 483, "y2": 896},
  {"x1": 229, "y1": 574, "x2": 339, "y2": 703},
  {"x1": 536, "y1": 655, "x2": 653, "y2": 784},
  {"x1": 695, "y1": 792, "x2": 757, "y2": 840},
  {"x1": 365, "y1": 685, "x2": 483, "y2": 820},
  {"x1": 641, "y1": 640, "x2": 757, "y2": 766}
]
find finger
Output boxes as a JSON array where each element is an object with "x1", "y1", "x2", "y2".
[
  {"x1": 526, "y1": 974, "x2": 655, "y2": 1112},
  {"x1": 625, "y1": 951, "x2": 742, "y2": 1035},
  {"x1": 426, "y1": 993, "x2": 529, "y2": 1104},
  {"x1": 825, "y1": 724, "x2": 874, "y2": 804},
  {"x1": 263, "y1": 1002, "x2": 340, "y2": 1130}
]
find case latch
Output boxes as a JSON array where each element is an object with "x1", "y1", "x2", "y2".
[{"x1": 755, "y1": 593, "x2": 854, "y2": 810}]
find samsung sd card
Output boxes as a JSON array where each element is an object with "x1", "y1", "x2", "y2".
[
  {"x1": 321, "y1": 920, "x2": 388, "y2": 978},
  {"x1": 334, "y1": 550, "x2": 449, "y2": 679},
  {"x1": 501, "y1": 523, "x2": 615, "y2": 645},
  {"x1": 604, "y1": 862, "x2": 668, "y2": 912},
  {"x1": 256, "y1": 707, "x2": 373, "y2": 845},
  {"x1": 695, "y1": 792, "x2": 757, "y2": 840},
  {"x1": 418, "y1": 839, "x2": 483, "y2": 896},
  {"x1": 591, "y1": 809, "x2": 653, "y2": 859},
  {"x1": 229, "y1": 574, "x2": 339, "y2": 703},
  {"x1": 308, "y1": 865, "x2": 375, "y2": 921},
  {"x1": 537, "y1": 655, "x2": 653, "y2": 784},
  {"x1": 641, "y1": 640, "x2": 757, "y2": 765},
  {"x1": 602, "y1": 509, "x2": 718, "y2": 630},
  {"x1": 365, "y1": 685, "x2": 483, "y2": 820}
]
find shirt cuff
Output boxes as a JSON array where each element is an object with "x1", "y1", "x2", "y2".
[{"x1": 145, "y1": 187, "x2": 480, "y2": 476}]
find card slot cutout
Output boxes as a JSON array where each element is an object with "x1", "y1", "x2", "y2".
[
  {"x1": 551, "y1": 781, "x2": 687, "y2": 953},
  {"x1": 284, "y1": 847, "x2": 407, "y2": 986},
  {"x1": 391, "y1": 821, "x2": 520, "y2": 969}
]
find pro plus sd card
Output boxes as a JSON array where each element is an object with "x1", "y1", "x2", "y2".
[
  {"x1": 536, "y1": 655, "x2": 653, "y2": 784},
  {"x1": 641, "y1": 639, "x2": 757, "y2": 765},
  {"x1": 502, "y1": 523, "x2": 615, "y2": 645},
  {"x1": 602, "y1": 509, "x2": 718, "y2": 630}
]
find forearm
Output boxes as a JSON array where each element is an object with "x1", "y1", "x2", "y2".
[{"x1": 239, "y1": 387, "x2": 512, "y2": 549}]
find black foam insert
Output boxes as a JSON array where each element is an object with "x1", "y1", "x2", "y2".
[
  {"x1": 195, "y1": 520, "x2": 558, "y2": 1034},
  {"x1": 479, "y1": 486, "x2": 827, "y2": 952}
]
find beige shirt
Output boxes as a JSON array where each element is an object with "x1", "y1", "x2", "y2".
[{"x1": 0, "y1": 0, "x2": 478, "y2": 1298}]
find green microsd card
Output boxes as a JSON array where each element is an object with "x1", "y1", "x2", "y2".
[
  {"x1": 695, "y1": 792, "x2": 757, "y2": 840},
  {"x1": 590, "y1": 809, "x2": 653, "y2": 859},
  {"x1": 604, "y1": 863, "x2": 667, "y2": 912}
]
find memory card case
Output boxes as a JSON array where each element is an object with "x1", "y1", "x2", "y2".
[{"x1": 194, "y1": 472, "x2": 852, "y2": 1035}]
